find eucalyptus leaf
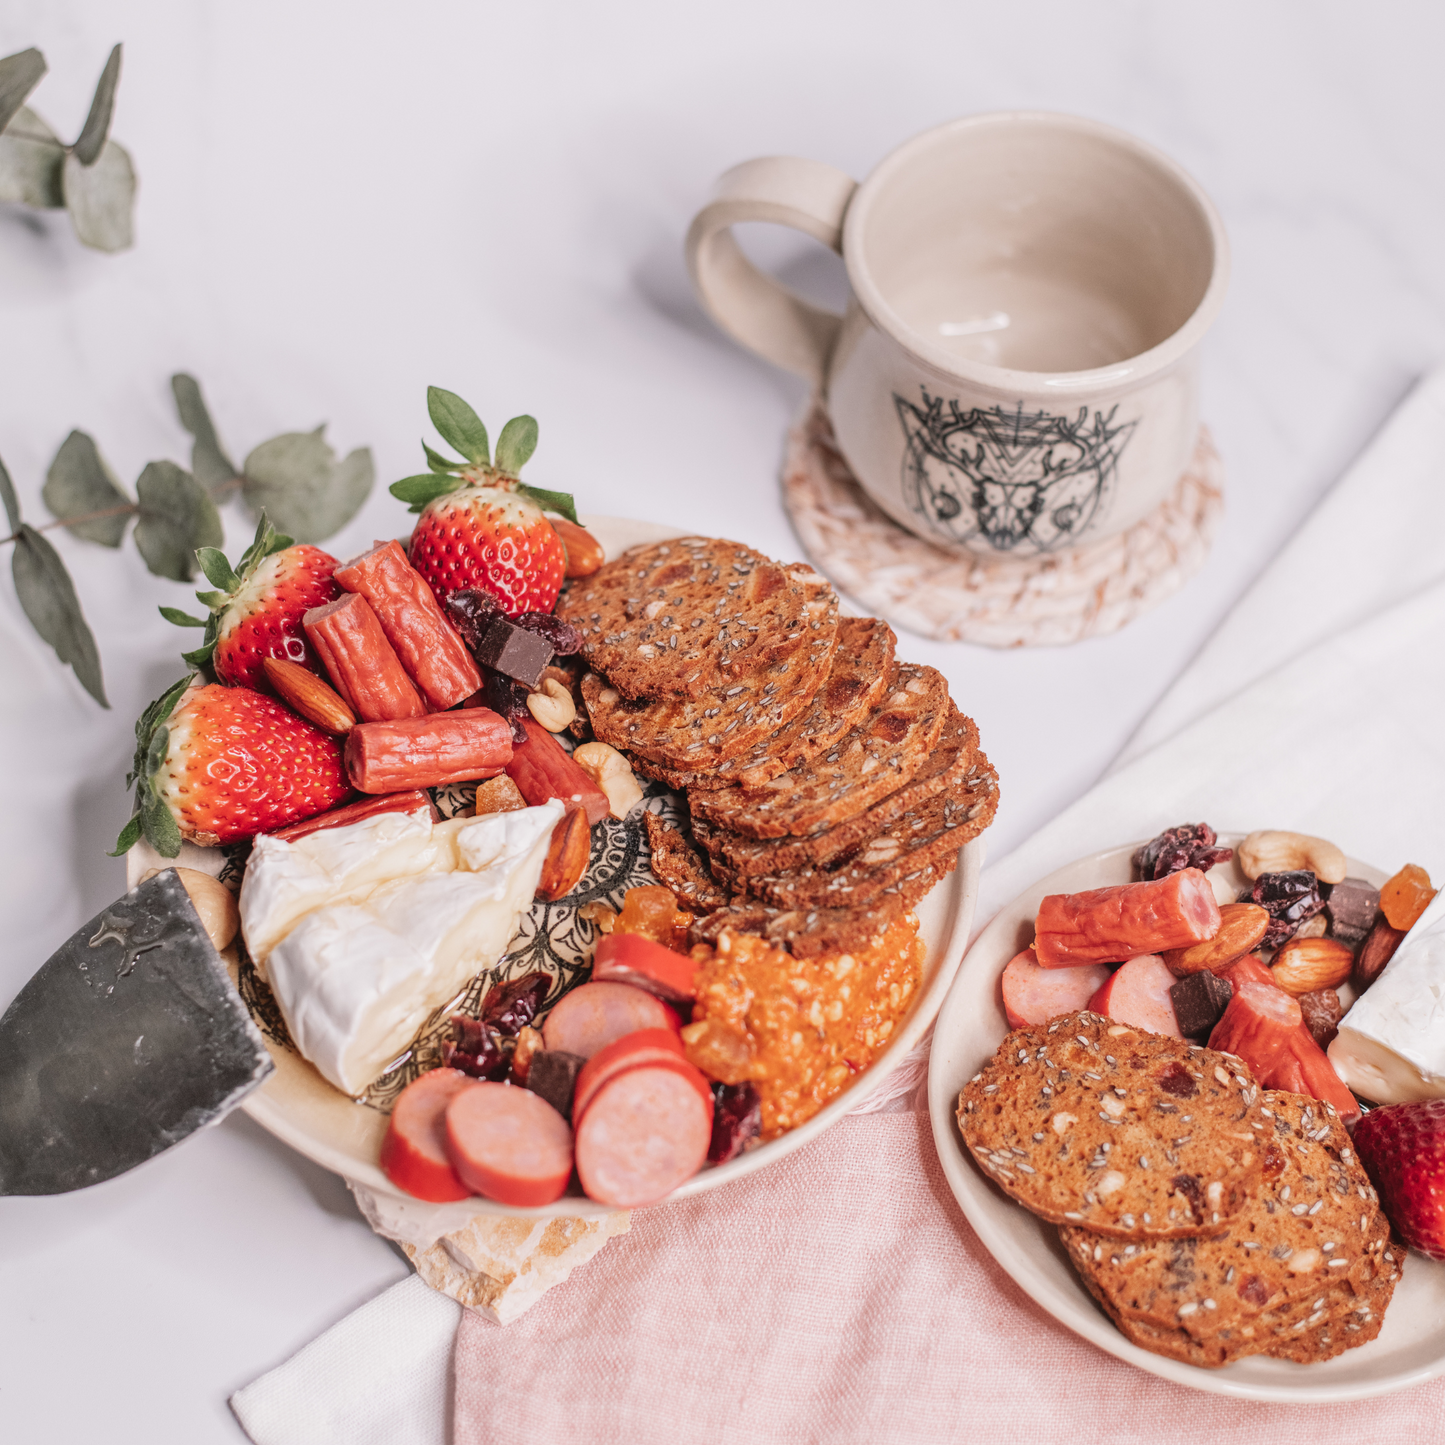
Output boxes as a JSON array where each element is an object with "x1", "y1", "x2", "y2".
[
  {"x1": 62, "y1": 138, "x2": 135, "y2": 252},
  {"x1": 517, "y1": 484, "x2": 578, "y2": 526},
  {"x1": 73, "y1": 44, "x2": 121, "y2": 166},
  {"x1": 43, "y1": 429, "x2": 132, "y2": 546},
  {"x1": 494, "y1": 415, "x2": 538, "y2": 475},
  {"x1": 171, "y1": 374, "x2": 239, "y2": 495},
  {"x1": 133, "y1": 461, "x2": 223, "y2": 582},
  {"x1": 389, "y1": 473, "x2": 463, "y2": 511},
  {"x1": 0, "y1": 104, "x2": 64, "y2": 209},
  {"x1": 11, "y1": 522, "x2": 108, "y2": 706},
  {"x1": 427, "y1": 387, "x2": 489, "y2": 466},
  {"x1": 0, "y1": 48, "x2": 46, "y2": 136},
  {"x1": 241, "y1": 428, "x2": 373, "y2": 543},
  {"x1": 0, "y1": 452, "x2": 19, "y2": 534}
]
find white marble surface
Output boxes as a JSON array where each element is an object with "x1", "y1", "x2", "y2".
[{"x1": 1, "y1": 1, "x2": 1442, "y2": 1438}]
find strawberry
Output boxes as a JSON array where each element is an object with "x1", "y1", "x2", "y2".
[
  {"x1": 160, "y1": 514, "x2": 338, "y2": 690},
  {"x1": 389, "y1": 386, "x2": 577, "y2": 616},
  {"x1": 112, "y1": 676, "x2": 350, "y2": 856},
  {"x1": 1352, "y1": 1099, "x2": 1445, "y2": 1259}
]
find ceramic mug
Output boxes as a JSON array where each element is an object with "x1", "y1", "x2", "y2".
[{"x1": 686, "y1": 112, "x2": 1228, "y2": 558}]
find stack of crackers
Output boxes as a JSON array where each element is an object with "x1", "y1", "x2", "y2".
[
  {"x1": 958, "y1": 1012, "x2": 1400, "y2": 1368},
  {"x1": 556, "y1": 536, "x2": 998, "y2": 955}
]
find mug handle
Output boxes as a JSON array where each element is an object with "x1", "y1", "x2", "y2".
[{"x1": 685, "y1": 157, "x2": 858, "y2": 387}]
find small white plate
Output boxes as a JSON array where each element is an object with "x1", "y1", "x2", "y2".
[
  {"x1": 926, "y1": 834, "x2": 1445, "y2": 1401},
  {"x1": 130, "y1": 515, "x2": 983, "y2": 1217}
]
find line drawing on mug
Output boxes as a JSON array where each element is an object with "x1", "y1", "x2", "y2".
[{"x1": 894, "y1": 390, "x2": 1138, "y2": 554}]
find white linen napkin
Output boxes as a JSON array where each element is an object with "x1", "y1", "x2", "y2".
[{"x1": 231, "y1": 366, "x2": 1445, "y2": 1445}]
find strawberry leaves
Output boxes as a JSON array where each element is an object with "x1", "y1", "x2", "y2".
[
  {"x1": 112, "y1": 673, "x2": 194, "y2": 856},
  {"x1": 427, "y1": 387, "x2": 491, "y2": 466},
  {"x1": 395, "y1": 388, "x2": 577, "y2": 521}
]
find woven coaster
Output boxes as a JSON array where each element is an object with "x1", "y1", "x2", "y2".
[{"x1": 783, "y1": 402, "x2": 1224, "y2": 647}]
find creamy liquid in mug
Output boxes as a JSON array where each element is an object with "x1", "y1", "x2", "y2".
[{"x1": 891, "y1": 268, "x2": 1153, "y2": 374}]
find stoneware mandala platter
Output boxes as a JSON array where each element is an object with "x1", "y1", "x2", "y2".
[
  {"x1": 128, "y1": 515, "x2": 981, "y2": 1218},
  {"x1": 927, "y1": 834, "x2": 1445, "y2": 1402}
]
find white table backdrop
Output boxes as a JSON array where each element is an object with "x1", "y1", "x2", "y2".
[{"x1": 2, "y1": 2, "x2": 1442, "y2": 1439}]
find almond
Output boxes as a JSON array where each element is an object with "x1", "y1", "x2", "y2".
[
  {"x1": 1161, "y1": 902, "x2": 1270, "y2": 977},
  {"x1": 552, "y1": 517, "x2": 605, "y2": 578},
  {"x1": 1270, "y1": 936, "x2": 1354, "y2": 995},
  {"x1": 263, "y1": 656, "x2": 356, "y2": 734},
  {"x1": 1353, "y1": 917, "x2": 1406, "y2": 993},
  {"x1": 537, "y1": 806, "x2": 591, "y2": 901}
]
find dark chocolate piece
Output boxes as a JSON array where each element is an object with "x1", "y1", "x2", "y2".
[
  {"x1": 1327, "y1": 877, "x2": 1381, "y2": 948},
  {"x1": 481, "y1": 971, "x2": 550, "y2": 1036},
  {"x1": 708, "y1": 1082, "x2": 761, "y2": 1163},
  {"x1": 514, "y1": 611, "x2": 582, "y2": 655},
  {"x1": 475, "y1": 614, "x2": 555, "y2": 688},
  {"x1": 527, "y1": 1049, "x2": 585, "y2": 1121},
  {"x1": 444, "y1": 588, "x2": 499, "y2": 652},
  {"x1": 1168, "y1": 970, "x2": 1234, "y2": 1038}
]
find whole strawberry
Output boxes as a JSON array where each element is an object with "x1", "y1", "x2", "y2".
[
  {"x1": 390, "y1": 387, "x2": 576, "y2": 615},
  {"x1": 1352, "y1": 1099, "x2": 1445, "y2": 1259},
  {"x1": 111, "y1": 678, "x2": 350, "y2": 855},
  {"x1": 161, "y1": 515, "x2": 338, "y2": 690}
]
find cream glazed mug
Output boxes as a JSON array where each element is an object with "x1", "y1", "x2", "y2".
[{"x1": 686, "y1": 113, "x2": 1229, "y2": 558}]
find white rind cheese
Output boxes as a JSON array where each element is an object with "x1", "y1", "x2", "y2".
[
  {"x1": 1329, "y1": 890, "x2": 1445, "y2": 1104},
  {"x1": 243, "y1": 801, "x2": 564, "y2": 1094}
]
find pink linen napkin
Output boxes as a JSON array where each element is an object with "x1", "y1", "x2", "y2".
[{"x1": 452, "y1": 1110, "x2": 1445, "y2": 1444}]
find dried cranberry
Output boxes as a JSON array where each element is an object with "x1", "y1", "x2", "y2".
[
  {"x1": 1242, "y1": 870, "x2": 1324, "y2": 949},
  {"x1": 1170, "y1": 1172, "x2": 1205, "y2": 1223},
  {"x1": 1134, "y1": 823, "x2": 1233, "y2": 881},
  {"x1": 442, "y1": 1016, "x2": 511, "y2": 1080},
  {"x1": 445, "y1": 588, "x2": 500, "y2": 651},
  {"x1": 708, "y1": 1082, "x2": 761, "y2": 1163},
  {"x1": 513, "y1": 612, "x2": 582, "y2": 655},
  {"x1": 482, "y1": 668, "x2": 531, "y2": 743},
  {"x1": 480, "y1": 971, "x2": 550, "y2": 1036},
  {"x1": 1156, "y1": 1062, "x2": 1198, "y2": 1097}
]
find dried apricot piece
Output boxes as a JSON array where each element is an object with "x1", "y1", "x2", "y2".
[
  {"x1": 615, "y1": 884, "x2": 692, "y2": 950},
  {"x1": 1380, "y1": 863, "x2": 1436, "y2": 931}
]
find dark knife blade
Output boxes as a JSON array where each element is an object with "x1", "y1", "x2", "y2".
[{"x1": 0, "y1": 869, "x2": 272, "y2": 1195}]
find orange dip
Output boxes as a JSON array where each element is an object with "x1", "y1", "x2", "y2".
[{"x1": 681, "y1": 914, "x2": 925, "y2": 1139}]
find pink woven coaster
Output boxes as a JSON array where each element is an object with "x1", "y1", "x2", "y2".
[{"x1": 783, "y1": 402, "x2": 1224, "y2": 647}]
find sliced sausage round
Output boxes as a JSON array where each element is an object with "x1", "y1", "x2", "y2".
[
  {"x1": 444, "y1": 1081, "x2": 574, "y2": 1207},
  {"x1": 572, "y1": 1028, "x2": 699, "y2": 1125},
  {"x1": 1000, "y1": 947, "x2": 1112, "y2": 1029},
  {"x1": 575, "y1": 1060, "x2": 714, "y2": 1208},
  {"x1": 379, "y1": 1067, "x2": 476, "y2": 1202},
  {"x1": 541, "y1": 980, "x2": 680, "y2": 1060},
  {"x1": 1087, "y1": 954, "x2": 1182, "y2": 1038},
  {"x1": 592, "y1": 932, "x2": 698, "y2": 1002}
]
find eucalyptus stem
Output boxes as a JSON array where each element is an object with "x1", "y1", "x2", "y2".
[{"x1": 0, "y1": 477, "x2": 240, "y2": 547}]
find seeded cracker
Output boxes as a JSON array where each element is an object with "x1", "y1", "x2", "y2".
[
  {"x1": 579, "y1": 575, "x2": 838, "y2": 769},
  {"x1": 643, "y1": 812, "x2": 731, "y2": 912},
  {"x1": 556, "y1": 538, "x2": 824, "y2": 701},
  {"x1": 632, "y1": 616, "x2": 895, "y2": 791},
  {"x1": 690, "y1": 663, "x2": 950, "y2": 839},
  {"x1": 692, "y1": 709, "x2": 978, "y2": 876},
  {"x1": 957, "y1": 1013, "x2": 1265, "y2": 1239}
]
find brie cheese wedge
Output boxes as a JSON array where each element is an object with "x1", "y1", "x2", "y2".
[
  {"x1": 1329, "y1": 890, "x2": 1445, "y2": 1103},
  {"x1": 244, "y1": 801, "x2": 564, "y2": 1094}
]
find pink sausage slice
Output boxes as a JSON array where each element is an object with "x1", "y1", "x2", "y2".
[
  {"x1": 542, "y1": 981, "x2": 681, "y2": 1060},
  {"x1": 1087, "y1": 955, "x2": 1182, "y2": 1038},
  {"x1": 1001, "y1": 948, "x2": 1112, "y2": 1029},
  {"x1": 444, "y1": 1081, "x2": 574, "y2": 1207},
  {"x1": 379, "y1": 1068, "x2": 475, "y2": 1202},
  {"x1": 572, "y1": 1028, "x2": 691, "y2": 1125},
  {"x1": 1035, "y1": 868, "x2": 1221, "y2": 967},
  {"x1": 592, "y1": 932, "x2": 698, "y2": 1002},
  {"x1": 575, "y1": 1062, "x2": 714, "y2": 1208}
]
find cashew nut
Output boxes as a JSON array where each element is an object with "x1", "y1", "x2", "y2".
[
  {"x1": 1237, "y1": 830, "x2": 1347, "y2": 885},
  {"x1": 526, "y1": 677, "x2": 577, "y2": 733},
  {"x1": 139, "y1": 865, "x2": 240, "y2": 951},
  {"x1": 572, "y1": 740, "x2": 644, "y2": 819}
]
